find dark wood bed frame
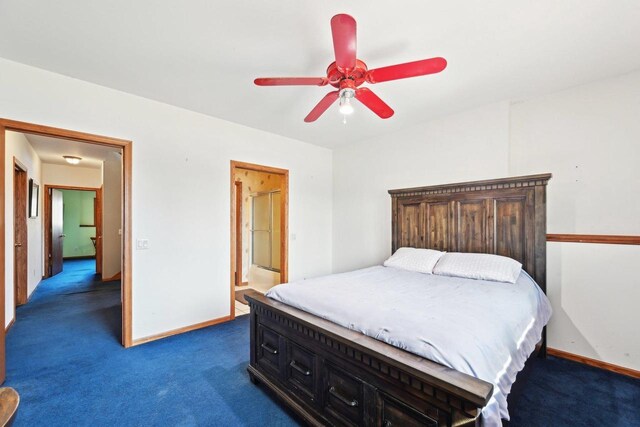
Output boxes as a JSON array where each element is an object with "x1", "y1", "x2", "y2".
[{"x1": 246, "y1": 173, "x2": 552, "y2": 426}]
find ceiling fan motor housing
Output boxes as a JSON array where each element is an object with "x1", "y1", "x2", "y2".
[{"x1": 327, "y1": 60, "x2": 368, "y2": 88}]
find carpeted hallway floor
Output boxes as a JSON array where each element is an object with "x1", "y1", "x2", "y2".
[{"x1": 4, "y1": 259, "x2": 639, "y2": 426}]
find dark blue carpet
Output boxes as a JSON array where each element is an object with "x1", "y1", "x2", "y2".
[{"x1": 5, "y1": 260, "x2": 639, "y2": 426}]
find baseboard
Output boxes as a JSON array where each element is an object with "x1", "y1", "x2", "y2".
[
  {"x1": 548, "y1": 347, "x2": 640, "y2": 379},
  {"x1": 5, "y1": 318, "x2": 15, "y2": 333},
  {"x1": 102, "y1": 271, "x2": 121, "y2": 282},
  {"x1": 131, "y1": 315, "x2": 233, "y2": 347},
  {"x1": 63, "y1": 255, "x2": 96, "y2": 260}
]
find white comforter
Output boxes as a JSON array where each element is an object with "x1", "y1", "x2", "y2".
[{"x1": 266, "y1": 266, "x2": 552, "y2": 427}]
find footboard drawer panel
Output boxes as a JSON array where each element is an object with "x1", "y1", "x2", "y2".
[
  {"x1": 285, "y1": 342, "x2": 317, "y2": 402},
  {"x1": 324, "y1": 364, "x2": 365, "y2": 427},
  {"x1": 256, "y1": 324, "x2": 284, "y2": 377},
  {"x1": 381, "y1": 394, "x2": 439, "y2": 427}
]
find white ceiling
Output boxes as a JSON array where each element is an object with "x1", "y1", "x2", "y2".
[
  {"x1": 25, "y1": 134, "x2": 121, "y2": 169},
  {"x1": 1, "y1": 1, "x2": 639, "y2": 149}
]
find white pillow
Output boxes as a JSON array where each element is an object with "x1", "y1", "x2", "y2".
[
  {"x1": 432, "y1": 252, "x2": 522, "y2": 284},
  {"x1": 383, "y1": 247, "x2": 445, "y2": 274}
]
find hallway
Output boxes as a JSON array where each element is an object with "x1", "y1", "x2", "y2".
[{"x1": 5, "y1": 259, "x2": 122, "y2": 424}]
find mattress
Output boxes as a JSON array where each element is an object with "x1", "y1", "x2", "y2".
[{"x1": 266, "y1": 266, "x2": 552, "y2": 427}]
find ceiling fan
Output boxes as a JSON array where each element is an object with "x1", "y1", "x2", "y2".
[{"x1": 254, "y1": 13, "x2": 447, "y2": 123}]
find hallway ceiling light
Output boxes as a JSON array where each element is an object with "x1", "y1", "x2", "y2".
[{"x1": 63, "y1": 155, "x2": 82, "y2": 165}]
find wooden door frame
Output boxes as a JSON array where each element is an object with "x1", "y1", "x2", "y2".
[
  {"x1": 234, "y1": 180, "x2": 243, "y2": 287},
  {"x1": 95, "y1": 186, "x2": 103, "y2": 275},
  {"x1": 0, "y1": 119, "x2": 134, "y2": 369},
  {"x1": 12, "y1": 159, "x2": 28, "y2": 307},
  {"x1": 230, "y1": 161, "x2": 288, "y2": 320},
  {"x1": 43, "y1": 185, "x2": 102, "y2": 278}
]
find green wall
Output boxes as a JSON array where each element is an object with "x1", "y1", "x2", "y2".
[{"x1": 61, "y1": 190, "x2": 96, "y2": 258}]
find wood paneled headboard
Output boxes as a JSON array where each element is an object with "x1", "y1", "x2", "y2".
[{"x1": 389, "y1": 173, "x2": 552, "y2": 292}]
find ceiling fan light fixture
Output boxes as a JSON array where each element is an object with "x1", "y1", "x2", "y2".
[
  {"x1": 63, "y1": 155, "x2": 82, "y2": 165},
  {"x1": 255, "y1": 13, "x2": 446, "y2": 122},
  {"x1": 338, "y1": 88, "x2": 355, "y2": 115}
]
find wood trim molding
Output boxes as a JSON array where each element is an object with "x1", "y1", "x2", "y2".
[
  {"x1": 131, "y1": 315, "x2": 232, "y2": 346},
  {"x1": 0, "y1": 126, "x2": 6, "y2": 382},
  {"x1": 121, "y1": 141, "x2": 133, "y2": 348},
  {"x1": 230, "y1": 160, "x2": 289, "y2": 176},
  {"x1": 234, "y1": 181, "x2": 243, "y2": 287},
  {"x1": 1, "y1": 119, "x2": 133, "y2": 355},
  {"x1": 547, "y1": 234, "x2": 640, "y2": 245},
  {"x1": 229, "y1": 160, "x2": 289, "y2": 322},
  {"x1": 548, "y1": 347, "x2": 640, "y2": 379},
  {"x1": 388, "y1": 173, "x2": 552, "y2": 197},
  {"x1": 0, "y1": 119, "x2": 131, "y2": 147},
  {"x1": 42, "y1": 185, "x2": 100, "y2": 191}
]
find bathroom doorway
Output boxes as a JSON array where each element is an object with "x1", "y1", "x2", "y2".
[{"x1": 230, "y1": 161, "x2": 288, "y2": 318}]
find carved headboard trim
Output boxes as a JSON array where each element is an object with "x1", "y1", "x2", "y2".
[{"x1": 389, "y1": 174, "x2": 552, "y2": 292}]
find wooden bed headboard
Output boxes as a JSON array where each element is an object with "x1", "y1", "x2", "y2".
[{"x1": 389, "y1": 173, "x2": 552, "y2": 292}]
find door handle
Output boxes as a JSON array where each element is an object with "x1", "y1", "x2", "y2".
[
  {"x1": 59, "y1": 234, "x2": 66, "y2": 238},
  {"x1": 14, "y1": 243, "x2": 22, "y2": 247}
]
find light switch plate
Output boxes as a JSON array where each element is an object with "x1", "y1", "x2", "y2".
[{"x1": 136, "y1": 239, "x2": 149, "y2": 250}]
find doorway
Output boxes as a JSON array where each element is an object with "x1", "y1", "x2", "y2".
[
  {"x1": 230, "y1": 161, "x2": 288, "y2": 319},
  {"x1": 44, "y1": 187, "x2": 102, "y2": 279},
  {"x1": 0, "y1": 119, "x2": 133, "y2": 384}
]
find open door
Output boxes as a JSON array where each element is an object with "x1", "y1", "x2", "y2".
[
  {"x1": 49, "y1": 189, "x2": 64, "y2": 277},
  {"x1": 95, "y1": 187, "x2": 103, "y2": 276},
  {"x1": 13, "y1": 163, "x2": 28, "y2": 306}
]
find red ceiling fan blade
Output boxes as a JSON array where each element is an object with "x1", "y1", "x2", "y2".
[
  {"x1": 355, "y1": 88, "x2": 394, "y2": 119},
  {"x1": 331, "y1": 14, "x2": 357, "y2": 72},
  {"x1": 304, "y1": 91, "x2": 339, "y2": 122},
  {"x1": 254, "y1": 77, "x2": 328, "y2": 86},
  {"x1": 366, "y1": 57, "x2": 447, "y2": 84}
]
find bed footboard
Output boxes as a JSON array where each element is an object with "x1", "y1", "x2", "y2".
[{"x1": 246, "y1": 291, "x2": 493, "y2": 427}]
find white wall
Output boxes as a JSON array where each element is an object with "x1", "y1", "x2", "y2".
[
  {"x1": 4, "y1": 131, "x2": 43, "y2": 326},
  {"x1": 0, "y1": 58, "x2": 333, "y2": 341},
  {"x1": 42, "y1": 163, "x2": 102, "y2": 188},
  {"x1": 509, "y1": 71, "x2": 640, "y2": 370},
  {"x1": 333, "y1": 71, "x2": 640, "y2": 370},
  {"x1": 102, "y1": 154, "x2": 122, "y2": 279},
  {"x1": 332, "y1": 102, "x2": 510, "y2": 273}
]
